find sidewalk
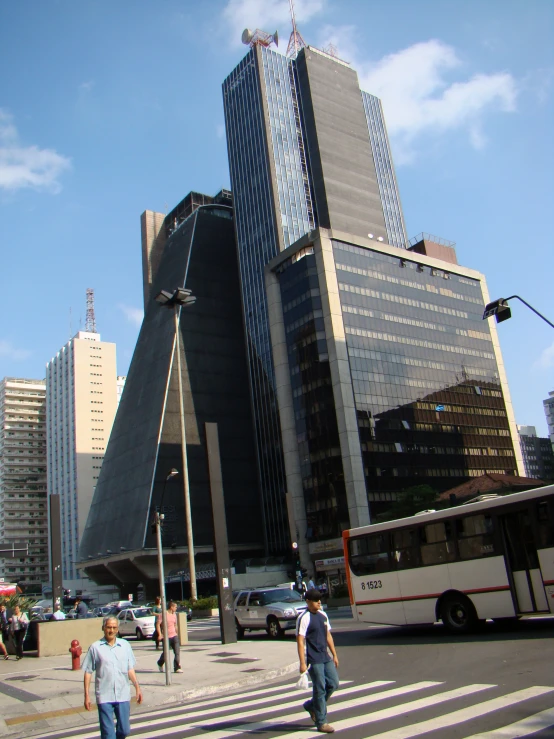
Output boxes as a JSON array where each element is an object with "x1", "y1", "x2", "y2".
[{"x1": 0, "y1": 637, "x2": 298, "y2": 738}]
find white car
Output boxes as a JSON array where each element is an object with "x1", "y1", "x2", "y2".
[{"x1": 117, "y1": 608, "x2": 156, "y2": 640}]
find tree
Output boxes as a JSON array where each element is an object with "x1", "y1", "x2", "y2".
[{"x1": 375, "y1": 484, "x2": 438, "y2": 522}]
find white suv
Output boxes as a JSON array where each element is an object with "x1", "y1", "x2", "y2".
[{"x1": 234, "y1": 587, "x2": 307, "y2": 639}]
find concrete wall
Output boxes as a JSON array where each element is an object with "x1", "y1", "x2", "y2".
[{"x1": 36, "y1": 619, "x2": 107, "y2": 657}]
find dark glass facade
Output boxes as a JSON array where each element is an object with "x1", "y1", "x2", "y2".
[
  {"x1": 333, "y1": 240, "x2": 518, "y2": 514},
  {"x1": 276, "y1": 250, "x2": 349, "y2": 541},
  {"x1": 223, "y1": 45, "x2": 408, "y2": 552}
]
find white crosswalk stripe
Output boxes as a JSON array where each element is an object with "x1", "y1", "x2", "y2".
[
  {"x1": 462, "y1": 706, "x2": 554, "y2": 738},
  {"x1": 29, "y1": 677, "x2": 554, "y2": 739},
  {"x1": 187, "y1": 618, "x2": 220, "y2": 630}
]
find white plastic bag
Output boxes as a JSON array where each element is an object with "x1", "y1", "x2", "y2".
[{"x1": 296, "y1": 671, "x2": 310, "y2": 690}]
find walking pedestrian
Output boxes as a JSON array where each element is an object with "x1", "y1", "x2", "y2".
[
  {"x1": 74, "y1": 597, "x2": 88, "y2": 619},
  {"x1": 156, "y1": 600, "x2": 183, "y2": 673},
  {"x1": 8, "y1": 605, "x2": 29, "y2": 660},
  {"x1": 83, "y1": 616, "x2": 143, "y2": 739},
  {"x1": 151, "y1": 597, "x2": 162, "y2": 650},
  {"x1": 0, "y1": 606, "x2": 8, "y2": 659},
  {"x1": 296, "y1": 588, "x2": 340, "y2": 733},
  {"x1": 0, "y1": 604, "x2": 10, "y2": 648}
]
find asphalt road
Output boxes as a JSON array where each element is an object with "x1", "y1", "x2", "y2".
[{"x1": 30, "y1": 615, "x2": 554, "y2": 739}]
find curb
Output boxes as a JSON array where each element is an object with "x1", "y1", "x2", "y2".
[
  {"x1": 1, "y1": 661, "x2": 299, "y2": 736},
  {"x1": 156, "y1": 661, "x2": 298, "y2": 706}
]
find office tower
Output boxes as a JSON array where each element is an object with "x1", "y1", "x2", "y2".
[
  {"x1": 265, "y1": 229, "x2": 523, "y2": 574},
  {"x1": 0, "y1": 378, "x2": 48, "y2": 590},
  {"x1": 46, "y1": 331, "x2": 118, "y2": 594},
  {"x1": 79, "y1": 193, "x2": 263, "y2": 597},
  {"x1": 518, "y1": 425, "x2": 554, "y2": 480},
  {"x1": 223, "y1": 41, "x2": 407, "y2": 554},
  {"x1": 544, "y1": 391, "x2": 554, "y2": 447}
]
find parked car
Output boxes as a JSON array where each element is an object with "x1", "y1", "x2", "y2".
[
  {"x1": 176, "y1": 604, "x2": 193, "y2": 621},
  {"x1": 65, "y1": 608, "x2": 97, "y2": 619},
  {"x1": 93, "y1": 606, "x2": 113, "y2": 618},
  {"x1": 233, "y1": 587, "x2": 307, "y2": 639},
  {"x1": 116, "y1": 608, "x2": 156, "y2": 640}
]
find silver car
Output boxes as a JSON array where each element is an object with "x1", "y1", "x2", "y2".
[{"x1": 234, "y1": 587, "x2": 307, "y2": 639}]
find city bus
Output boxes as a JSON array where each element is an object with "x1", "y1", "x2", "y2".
[{"x1": 343, "y1": 484, "x2": 554, "y2": 633}]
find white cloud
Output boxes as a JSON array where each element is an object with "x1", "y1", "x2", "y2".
[
  {"x1": 0, "y1": 109, "x2": 71, "y2": 192},
  {"x1": 78, "y1": 80, "x2": 95, "y2": 93},
  {"x1": 533, "y1": 341, "x2": 554, "y2": 371},
  {"x1": 221, "y1": 0, "x2": 324, "y2": 48},
  {"x1": 0, "y1": 340, "x2": 31, "y2": 360},
  {"x1": 316, "y1": 33, "x2": 517, "y2": 163},
  {"x1": 118, "y1": 304, "x2": 144, "y2": 327}
]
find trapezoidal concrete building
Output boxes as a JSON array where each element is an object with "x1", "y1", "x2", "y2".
[{"x1": 78, "y1": 196, "x2": 263, "y2": 597}]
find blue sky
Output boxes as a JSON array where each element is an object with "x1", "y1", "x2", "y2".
[{"x1": 1, "y1": 0, "x2": 553, "y2": 435}]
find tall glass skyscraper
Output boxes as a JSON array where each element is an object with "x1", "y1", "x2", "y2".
[{"x1": 223, "y1": 43, "x2": 408, "y2": 554}]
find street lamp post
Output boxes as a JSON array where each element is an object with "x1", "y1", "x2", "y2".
[
  {"x1": 155, "y1": 287, "x2": 198, "y2": 601},
  {"x1": 483, "y1": 295, "x2": 554, "y2": 329},
  {"x1": 155, "y1": 468, "x2": 179, "y2": 687}
]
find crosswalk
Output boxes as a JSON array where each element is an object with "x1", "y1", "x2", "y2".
[
  {"x1": 30, "y1": 676, "x2": 554, "y2": 739},
  {"x1": 186, "y1": 617, "x2": 221, "y2": 632}
]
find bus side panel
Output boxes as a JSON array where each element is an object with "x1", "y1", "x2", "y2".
[
  {"x1": 537, "y1": 547, "x2": 554, "y2": 613},
  {"x1": 448, "y1": 557, "x2": 515, "y2": 619},
  {"x1": 353, "y1": 571, "x2": 406, "y2": 626},
  {"x1": 398, "y1": 565, "x2": 450, "y2": 625}
]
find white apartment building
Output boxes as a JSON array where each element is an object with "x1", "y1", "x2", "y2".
[
  {"x1": 0, "y1": 378, "x2": 48, "y2": 590},
  {"x1": 116, "y1": 375, "x2": 126, "y2": 405},
  {"x1": 544, "y1": 391, "x2": 554, "y2": 448},
  {"x1": 46, "y1": 331, "x2": 118, "y2": 597}
]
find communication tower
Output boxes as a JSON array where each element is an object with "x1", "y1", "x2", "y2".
[
  {"x1": 286, "y1": 0, "x2": 307, "y2": 58},
  {"x1": 85, "y1": 288, "x2": 97, "y2": 333}
]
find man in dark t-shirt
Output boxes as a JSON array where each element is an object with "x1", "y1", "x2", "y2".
[{"x1": 296, "y1": 588, "x2": 340, "y2": 733}]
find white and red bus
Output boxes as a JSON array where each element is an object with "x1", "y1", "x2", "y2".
[{"x1": 343, "y1": 484, "x2": 554, "y2": 633}]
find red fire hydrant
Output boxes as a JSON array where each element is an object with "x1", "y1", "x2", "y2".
[{"x1": 69, "y1": 639, "x2": 82, "y2": 670}]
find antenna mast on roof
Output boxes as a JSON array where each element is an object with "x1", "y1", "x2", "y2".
[
  {"x1": 287, "y1": 0, "x2": 306, "y2": 58},
  {"x1": 85, "y1": 288, "x2": 97, "y2": 333}
]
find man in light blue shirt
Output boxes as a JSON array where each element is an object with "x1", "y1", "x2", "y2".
[{"x1": 83, "y1": 617, "x2": 143, "y2": 739}]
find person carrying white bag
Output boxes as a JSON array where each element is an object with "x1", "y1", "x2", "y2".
[{"x1": 296, "y1": 588, "x2": 340, "y2": 733}]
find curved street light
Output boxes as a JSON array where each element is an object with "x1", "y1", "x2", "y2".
[
  {"x1": 483, "y1": 295, "x2": 554, "y2": 329},
  {"x1": 155, "y1": 287, "x2": 198, "y2": 602}
]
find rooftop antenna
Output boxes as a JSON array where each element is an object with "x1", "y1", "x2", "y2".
[
  {"x1": 241, "y1": 27, "x2": 278, "y2": 49},
  {"x1": 85, "y1": 288, "x2": 97, "y2": 333},
  {"x1": 286, "y1": 0, "x2": 306, "y2": 58}
]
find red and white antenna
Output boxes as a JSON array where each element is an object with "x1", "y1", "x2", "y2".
[
  {"x1": 85, "y1": 288, "x2": 97, "y2": 333},
  {"x1": 286, "y1": 0, "x2": 307, "y2": 58}
]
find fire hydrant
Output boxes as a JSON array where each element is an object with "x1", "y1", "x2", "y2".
[{"x1": 69, "y1": 639, "x2": 82, "y2": 670}]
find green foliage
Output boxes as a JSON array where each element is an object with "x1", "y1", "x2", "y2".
[
  {"x1": 190, "y1": 596, "x2": 218, "y2": 610},
  {"x1": 376, "y1": 484, "x2": 439, "y2": 523},
  {"x1": 0, "y1": 594, "x2": 38, "y2": 613}
]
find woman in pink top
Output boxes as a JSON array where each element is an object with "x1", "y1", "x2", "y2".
[{"x1": 156, "y1": 601, "x2": 182, "y2": 673}]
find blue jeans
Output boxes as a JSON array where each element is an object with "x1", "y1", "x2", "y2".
[
  {"x1": 98, "y1": 701, "x2": 131, "y2": 739},
  {"x1": 306, "y1": 660, "x2": 340, "y2": 728}
]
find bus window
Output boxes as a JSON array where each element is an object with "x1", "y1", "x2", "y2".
[
  {"x1": 420, "y1": 521, "x2": 456, "y2": 566},
  {"x1": 392, "y1": 528, "x2": 421, "y2": 570},
  {"x1": 457, "y1": 514, "x2": 495, "y2": 560},
  {"x1": 349, "y1": 534, "x2": 390, "y2": 576},
  {"x1": 537, "y1": 501, "x2": 554, "y2": 548}
]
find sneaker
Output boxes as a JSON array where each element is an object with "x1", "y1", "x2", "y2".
[
  {"x1": 303, "y1": 702, "x2": 316, "y2": 723},
  {"x1": 175, "y1": 668, "x2": 183, "y2": 673},
  {"x1": 318, "y1": 724, "x2": 335, "y2": 733},
  {"x1": 158, "y1": 664, "x2": 164, "y2": 672}
]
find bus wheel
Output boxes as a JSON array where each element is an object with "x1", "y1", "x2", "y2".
[{"x1": 440, "y1": 594, "x2": 477, "y2": 634}]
